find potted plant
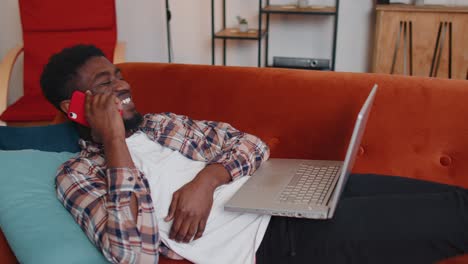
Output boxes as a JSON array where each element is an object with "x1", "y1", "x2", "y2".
[{"x1": 236, "y1": 16, "x2": 248, "y2": 33}]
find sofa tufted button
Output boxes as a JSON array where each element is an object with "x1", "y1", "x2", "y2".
[
  {"x1": 358, "y1": 146, "x2": 365, "y2": 156},
  {"x1": 440, "y1": 155, "x2": 452, "y2": 167}
]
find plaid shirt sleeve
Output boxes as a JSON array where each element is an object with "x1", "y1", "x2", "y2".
[
  {"x1": 143, "y1": 113, "x2": 270, "y2": 180},
  {"x1": 56, "y1": 158, "x2": 159, "y2": 264},
  {"x1": 197, "y1": 119, "x2": 270, "y2": 180}
]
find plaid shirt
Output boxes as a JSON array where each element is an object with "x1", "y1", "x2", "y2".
[{"x1": 56, "y1": 113, "x2": 270, "y2": 264}]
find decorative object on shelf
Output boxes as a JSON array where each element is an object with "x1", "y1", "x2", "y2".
[
  {"x1": 297, "y1": 0, "x2": 309, "y2": 8},
  {"x1": 273, "y1": 56, "x2": 330, "y2": 70},
  {"x1": 236, "y1": 16, "x2": 248, "y2": 32}
]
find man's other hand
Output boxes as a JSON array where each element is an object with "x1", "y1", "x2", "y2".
[{"x1": 165, "y1": 164, "x2": 231, "y2": 243}]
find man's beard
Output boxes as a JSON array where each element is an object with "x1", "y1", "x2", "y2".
[{"x1": 123, "y1": 112, "x2": 144, "y2": 132}]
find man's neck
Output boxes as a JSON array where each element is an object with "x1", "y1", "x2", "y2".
[{"x1": 77, "y1": 113, "x2": 144, "y2": 143}]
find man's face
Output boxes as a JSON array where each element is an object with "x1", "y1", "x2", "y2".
[{"x1": 74, "y1": 56, "x2": 142, "y2": 130}]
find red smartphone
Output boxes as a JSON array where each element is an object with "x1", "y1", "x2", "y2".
[
  {"x1": 68, "y1": 90, "x2": 89, "y2": 127},
  {"x1": 67, "y1": 91, "x2": 124, "y2": 127}
]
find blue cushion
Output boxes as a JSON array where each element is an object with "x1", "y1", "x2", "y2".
[
  {"x1": 0, "y1": 150, "x2": 108, "y2": 264},
  {"x1": 0, "y1": 122, "x2": 80, "y2": 152}
]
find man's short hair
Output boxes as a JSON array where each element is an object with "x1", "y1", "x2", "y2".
[{"x1": 40, "y1": 44, "x2": 105, "y2": 110}]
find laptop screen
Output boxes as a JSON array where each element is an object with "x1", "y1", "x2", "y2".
[{"x1": 327, "y1": 84, "x2": 378, "y2": 217}]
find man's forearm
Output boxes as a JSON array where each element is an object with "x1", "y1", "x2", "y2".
[
  {"x1": 194, "y1": 164, "x2": 231, "y2": 191},
  {"x1": 103, "y1": 138, "x2": 139, "y2": 220},
  {"x1": 101, "y1": 167, "x2": 159, "y2": 263}
]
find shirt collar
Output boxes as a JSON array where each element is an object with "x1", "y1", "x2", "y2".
[{"x1": 78, "y1": 115, "x2": 150, "y2": 154}]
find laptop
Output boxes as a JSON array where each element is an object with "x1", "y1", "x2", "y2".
[{"x1": 224, "y1": 84, "x2": 378, "y2": 219}]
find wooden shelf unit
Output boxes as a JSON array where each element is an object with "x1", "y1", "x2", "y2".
[
  {"x1": 262, "y1": 5, "x2": 336, "y2": 15},
  {"x1": 211, "y1": 0, "x2": 265, "y2": 67},
  {"x1": 260, "y1": 0, "x2": 340, "y2": 70},
  {"x1": 210, "y1": 0, "x2": 340, "y2": 69},
  {"x1": 214, "y1": 28, "x2": 267, "y2": 40},
  {"x1": 376, "y1": 4, "x2": 468, "y2": 13}
]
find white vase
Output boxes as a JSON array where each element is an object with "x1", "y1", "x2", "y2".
[{"x1": 239, "y1": 23, "x2": 248, "y2": 33}]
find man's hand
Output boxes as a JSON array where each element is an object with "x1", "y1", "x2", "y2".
[
  {"x1": 165, "y1": 164, "x2": 231, "y2": 243},
  {"x1": 85, "y1": 90, "x2": 124, "y2": 144},
  {"x1": 165, "y1": 179, "x2": 214, "y2": 243}
]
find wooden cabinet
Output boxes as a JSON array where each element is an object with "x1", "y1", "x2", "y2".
[{"x1": 372, "y1": 4, "x2": 468, "y2": 80}]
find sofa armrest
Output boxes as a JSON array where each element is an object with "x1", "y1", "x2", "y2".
[{"x1": 0, "y1": 44, "x2": 23, "y2": 121}]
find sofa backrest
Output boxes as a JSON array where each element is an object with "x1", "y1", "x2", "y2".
[{"x1": 119, "y1": 62, "x2": 468, "y2": 188}]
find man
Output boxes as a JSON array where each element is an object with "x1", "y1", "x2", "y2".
[
  {"x1": 41, "y1": 45, "x2": 468, "y2": 264},
  {"x1": 41, "y1": 44, "x2": 271, "y2": 263}
]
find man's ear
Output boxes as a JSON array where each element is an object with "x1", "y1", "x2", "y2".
[{"x1": 59, "y1": 100, "x2": 70, "y2": 114}]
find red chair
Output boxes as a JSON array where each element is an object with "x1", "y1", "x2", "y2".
[{"x1": 0, "y1": 0, "x2": 125, "y2": 126}]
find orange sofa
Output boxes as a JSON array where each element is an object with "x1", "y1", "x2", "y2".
[{"x1": 1, "y1": 62, "x2": 467, "y2": 263}]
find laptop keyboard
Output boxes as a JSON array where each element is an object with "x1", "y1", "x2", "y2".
[{"x1": 278, "y1": 164, "x2": 340, "y2": 205}]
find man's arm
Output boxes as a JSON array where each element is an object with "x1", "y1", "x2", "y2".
[
  {"x1": 159, "y1": 113, "x2": 270, "y2": 243},
  {"x1": 145, "y1": 113, "x2": 271, "y2": 179},
  {"x1": 200, "y1": 119, "x2": 270, "y2": 179},
  {"x1": 61, "y1": 91, "x2": 159, "y2": 263},
  {"x1": 56, "y1": 160, "x2": 159, "y2": 264},
  {"x1": 84, "y1": 89, "x2": 141, "y2": 225},
  {"x1": 102, "y1": 137, "x2": 139, "y2": 219}
]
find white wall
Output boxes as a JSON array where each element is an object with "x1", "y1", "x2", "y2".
[{"x1": 0, "y1": 0, "x2": 375, "y2": 106}]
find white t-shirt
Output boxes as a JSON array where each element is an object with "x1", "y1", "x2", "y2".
[{"x1": 126, "y1": 132, "x2": 271, "y2": 264}]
